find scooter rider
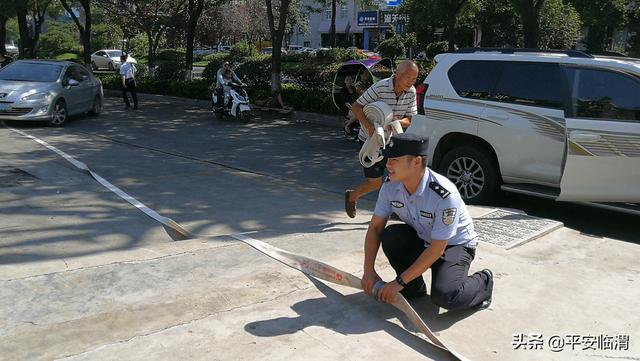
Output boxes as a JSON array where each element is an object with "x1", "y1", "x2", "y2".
[{"x1": 215, "y1": 61, "x2": 244, "y2": 108}]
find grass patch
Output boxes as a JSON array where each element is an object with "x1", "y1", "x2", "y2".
[
  {"x1": 193, "y1": 61, "x2": 209, "y2": 67},
  {"x1": 54, "y1": 53, "x2": 80, "y2": 61}
]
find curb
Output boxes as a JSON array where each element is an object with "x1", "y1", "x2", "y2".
[{"x1": 104, "y1": 89, "x2": 343, "y2": 129}]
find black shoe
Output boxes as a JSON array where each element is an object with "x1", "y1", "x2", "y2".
[
  {"x1": 473, "y1": 269, "x2": 493, "y2": 310},
  {"x1": 133, "y1": 106, "x2": 138, "y2": 110},
  {"x1": 344, "y1": 190, "x2": 356, "y2": 218}
]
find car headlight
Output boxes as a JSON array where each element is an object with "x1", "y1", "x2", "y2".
[{"x1": 21, "y1": 91, "x2": 52, "y2": 102}]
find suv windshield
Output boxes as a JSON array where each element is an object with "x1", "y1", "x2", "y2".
[
  {"x1": 107, "y1": 51, "x2": 122, "y2": 57},
  {"x1": 0, "y1": 62, "x2": 62, "y2": 82}
]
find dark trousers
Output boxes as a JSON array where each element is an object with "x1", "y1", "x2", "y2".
[
  {"x1": 122, "y1": 78, "x2": 138, "y2": 107},
  {"x1": 215, "y1": 87, "x2": 224, "y2": 108},
  {"x1": 381, "y1": 224, "x2": 493, "y2": 310}
]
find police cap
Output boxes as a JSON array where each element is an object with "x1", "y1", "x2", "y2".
[{"x1": 382, "y1": 133, "x2": 429, "y2": 158}]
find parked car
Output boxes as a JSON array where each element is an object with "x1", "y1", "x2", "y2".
[
  {"x1": 260, "y1": 47, "x2": 287, "y2": 55},
  {"x1": 287, "y1": 45, "x2": 304, "y2": 54},
  {"x1": 3, "y1": 43, "x2": 18, "y2": 56},
  {"x1": 0, "y1": 60, "x2": 103, "y2": 126},
  {"x1": 193, "y1": 47, "x2": 217, "y2": 56},
  {"x1": 407, "y1": 48, "x2": 640, "y2": 214},
  {"x1": 90, "y1": 49, "x2": 137, "y2": 71}
]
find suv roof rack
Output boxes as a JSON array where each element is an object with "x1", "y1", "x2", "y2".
[{"x1": 457, "y1": 47, "x2": 593, "y2": 59}]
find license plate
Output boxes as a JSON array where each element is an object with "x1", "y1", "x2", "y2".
[{"x1": 0, "y1": 103, "x2": 10, "y2": 111}]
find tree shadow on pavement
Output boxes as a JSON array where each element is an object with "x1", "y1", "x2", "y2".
[{"x1": 245, "y1": 276, "x2": 459, "y2": 361}]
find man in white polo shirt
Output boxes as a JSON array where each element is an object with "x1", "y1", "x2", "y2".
[
  {"x1": 119, "y1": 53, "x2": 138, "y2": 110},
  {"x1": 344, "y1": 60, "x2": 419, "y2": 218}
]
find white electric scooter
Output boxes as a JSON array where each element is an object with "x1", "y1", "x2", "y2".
[{"x1": 212, "y1": 82, "x2": 252, "y2": 123}]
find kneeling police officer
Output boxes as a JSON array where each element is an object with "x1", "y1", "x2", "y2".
[{"x1": 361, "y1": 133, "x2": 493, "y2": 310}]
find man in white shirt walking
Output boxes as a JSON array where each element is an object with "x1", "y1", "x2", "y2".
[{"x1": 119, "y1": 54, "x2": 138, "y2": 110}]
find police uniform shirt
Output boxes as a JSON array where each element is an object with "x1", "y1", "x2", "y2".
[
  {"x1": 373, "y1": 169, "x2": 478, "y2": 247},
  {"x1": 119, "y1": 62, "x2": 135, "y2": 80}
]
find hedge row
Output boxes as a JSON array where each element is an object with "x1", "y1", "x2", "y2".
[
  {"x1": 99, "y1": 74, "x2": 211, "y2": 100},
  {"x1": 97, "y1": 74, "x2": 340, "y2": 114},
  {"x1": 97, "y1": 57, "x2": 434, "y2": 115}
]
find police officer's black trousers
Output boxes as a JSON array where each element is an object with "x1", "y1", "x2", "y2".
[
  {"x1": 381, "y1": 224, "x2": 493, "y2": 311},
  {"x1": 122, "y1": 78, "x2": 138, "y2": 108}
]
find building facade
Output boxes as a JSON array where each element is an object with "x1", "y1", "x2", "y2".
[{"x1": 290, "y1": 0, "x2": 406, "y2": 50}]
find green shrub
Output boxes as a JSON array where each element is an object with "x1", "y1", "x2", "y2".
[
  {"x1": 157, "y1": 48, "x2": 186, "y2": 62},
  {"x1": 426, "y1": 41, "x2": 449, "y2": 60},
  {"x1": 38, "y1": 22, "x2": 81, "y2": 56},
  {"x1": 128, "y1": 33, "x2": 148, "y2": 60},
  {"x1": 281, "y1": 52, "x2": 314, "y2": 63},
  {"x1": 376, "y1": 36, "x2": 406, "y2": 60},
  {"x1": 97, "y1": 74, "x2": 211, "y2": 100},
  {"x1": 156, "y1": 61, "x2": 187, "y2": 80},
  {"x1": 92, "y1": 23, "x2": 123, "y2": 51},
  {"x1": 286, "y1": 63, "x2": 340, "y2": 92},
  {"x1": 134, "y1": 63, "x2": 150, "y2": 78},
  {"x1": 230, "y1": 40, "x2": 258, "y2": 61},
  {"x1": 201, "y1": 53, "x2": 233, "y2": 79},
  {"x1": 234, "y1": 56, "x2": 271, "y2": 88},
  {"x1": 315, "y1": 48, "x2": 367, "y2": 63},
  {"x1": 281, "y1": 84, "x2": 339, "y2": 114},
  {"x1": 414, "y1": 60, "x2": 435, "y2": 85}
]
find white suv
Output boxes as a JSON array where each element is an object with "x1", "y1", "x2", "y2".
[{"x1": 408, "y1": 48, "x2": 640, "y2": 214}]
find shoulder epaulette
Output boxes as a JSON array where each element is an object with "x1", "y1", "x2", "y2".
[{"x1": 429, "y1": 181, "x2": 450, "y2": 199}]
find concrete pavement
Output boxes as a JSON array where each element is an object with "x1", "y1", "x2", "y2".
[{"x1": 0, "y1": 95, "x2": 638, "y2": 361}]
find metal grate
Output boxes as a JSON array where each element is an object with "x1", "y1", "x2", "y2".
[{"x1": 474, "y1": 209, "x2": 563, "y2": 249}]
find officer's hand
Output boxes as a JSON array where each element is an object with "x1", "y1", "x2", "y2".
[
  {"x1": 378, "y1": 281, "x2": 403, "y2": 304},
  {"x1": 361, "y1": 270, "x2": 382, "y2": 295}
]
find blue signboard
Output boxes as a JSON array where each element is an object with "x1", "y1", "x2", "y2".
[
  {"x1": 357, "y1": 11, "x2": 379, "y2": 27},
  {"x1": 385, "y1": 0, "x2": 403, "y2": 7}
]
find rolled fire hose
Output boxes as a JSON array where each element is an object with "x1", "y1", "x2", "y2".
[
  {"x1": 4, "y1": 123, "x2": 468, "y2": 361},
  {"x1": 358, "y1": 101, "x2": 403, "y2": 168}
]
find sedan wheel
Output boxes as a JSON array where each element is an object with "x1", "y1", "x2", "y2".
[
  {"x1": 91, "y1": 61, "x2": 98, "y2": 70},
  {"x1": 49, "y1": 100, "x2": 68, "y2": 127},
  {"x1": 108, "y1": 62, "x2": 114, "y2": 71},
  {"x1": 89, "y1": 95, "x2": 102, "y2": 116}
]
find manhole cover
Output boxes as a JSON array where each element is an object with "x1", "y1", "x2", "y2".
[
  {"x1": 474, "y1": 209, "x2": 563, "y2": 249},
  {"x1": 0, "y1": 166, "x2": 37, "y2": 187}
]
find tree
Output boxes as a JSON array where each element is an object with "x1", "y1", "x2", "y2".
[
  {"x1": 510, "y1": 0, "x2": 546, "y2": 48},
  {"x1": 627, "y1": 1, "x2": 640, "y2": 57},
  {"x1": 0, "y1": 0, "x2": 16, "y2": 54},
  {"x1": 15, "y1": 0, "x2": 54, "y2": 58},
  {"x1": 400, "y1": 0, "x2": 472, "y2": 52},
  {"x1": 538, "y1": 0, "x2": 581, "y2": 49},
  {"x1": 376, "y1": 35, "x2": 405, "y2": 60},
  {"x1": 265, "y1": 0, "x2": 293, "y2": 106},
  {"x1": 473, "y1": 0, "x2": 521, "y2": 47},
  {"x1": 184, "y1": 0, "x2": 228, "y2": 80},
  {"x1": 569, "y1": 0, "x2": 627, "y2": 53},
  {"x1": 60, "y1": 0, "x2": 92, "y2": 67},
  {"x1": 444, "y1": 0, "x2": 468, "y2": 51},
  {"x1": 96, "y1": 0, "x2": 187, "y2": 71}
]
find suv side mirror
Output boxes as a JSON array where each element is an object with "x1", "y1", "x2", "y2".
[{"x1": 68, "y1": 79, "x2": 80, "y2": 87}]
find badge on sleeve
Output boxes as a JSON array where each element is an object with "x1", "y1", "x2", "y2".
[
  {"x1": 442, "y1": 208, "x2": 457, "y2": 225},
  {"x1": 391, "y1": 201, "x2": 404, "y2": 208}
]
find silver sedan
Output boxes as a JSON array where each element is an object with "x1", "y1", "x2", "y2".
[{"x1": 0, "y1": 60, "x2": 103, "y2": 126}]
